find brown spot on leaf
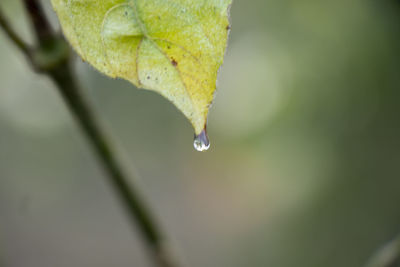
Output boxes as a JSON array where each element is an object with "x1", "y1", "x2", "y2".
[
  {"x1": 226, "y1": 25, "x2": 231, "y2": 30},
  {"x1": 171, "y1": 58, "x2": 178, "y2": 66}
]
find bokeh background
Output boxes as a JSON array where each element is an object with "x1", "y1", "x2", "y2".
[{"x1": 1, "y1": 0, "x2": 400, "y2": 266}]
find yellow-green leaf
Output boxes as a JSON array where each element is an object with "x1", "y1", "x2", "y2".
[{"x1": 51, "y1": 0, "x2": 232, "y2": 138}]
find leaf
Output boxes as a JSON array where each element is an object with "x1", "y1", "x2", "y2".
[{"x1": 51, "y1": 0, "x2": 232, "y2": 135}]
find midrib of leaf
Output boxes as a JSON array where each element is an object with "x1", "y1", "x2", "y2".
[
  {"x1": 135, "y1": 37, "x2": 144, "y2": 86},
  {"x1": 100, "y1": 3, "x2": 142, "y2": 81},
  {"x1": 128, "y1": 0, "x2": 202, "y2": 122},
  {"x1": 154, "y1": 0, "x2": 214, "y2": 50}
]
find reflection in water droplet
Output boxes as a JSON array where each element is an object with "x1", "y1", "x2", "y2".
[{"x1": 193, "y1": 129, "x2": 210, "y2": 152}]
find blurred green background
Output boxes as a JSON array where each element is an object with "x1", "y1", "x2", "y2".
[{"x1": 1, "y1": 0, "x2": 400, "y2": 266}]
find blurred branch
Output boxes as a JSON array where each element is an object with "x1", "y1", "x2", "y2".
[
  {"x1": 0, "y1": 1, "x2": 180, "y2": 267},
  {"x1": 23, "y1": 0, "x2": 54, "y2": 46},
  {"x1": 0, "y1": 5, "x2": 30, "y2": 55},
  {"x1": 365, "y1": 235, "x2": 400, "y2": 267}
]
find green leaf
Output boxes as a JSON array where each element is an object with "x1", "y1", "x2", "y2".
[{"x1": 51, "y1": 0, "x2": 232, "y2": 135}]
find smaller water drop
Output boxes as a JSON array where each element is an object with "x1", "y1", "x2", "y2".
[{"x1": 193, "y1": 128, "x2": 210, "y2": 152}]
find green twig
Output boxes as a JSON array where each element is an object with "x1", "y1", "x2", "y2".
[
  {"x1": 23, "y1": 0, "x2": 54, "y2": 46},
  {"x1": 0, "y1": 5, "x2": 30, "y2": 55},
  {"x1": 49, "y1": 58, "x2": 179, "y2": 267},
  {"x1": 0, "y1": 1, "x2": 180, "y2": 267}
]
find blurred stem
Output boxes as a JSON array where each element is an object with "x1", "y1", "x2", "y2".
[
  {"x1": 0, "y1": 1, "x2": 180, "y2": 267},
  {"x1": 365, "y1": 235, "x2": 400, "y2": 267},
  {"x1": 23, "y1": 0, "x2": 54, "y2": 46},
  {"x1": 49, "y1": 55, "x2": 179, "y2": 267},
  {"x1": 0, "y1": 5, "x2": 30, "y2": 55}
]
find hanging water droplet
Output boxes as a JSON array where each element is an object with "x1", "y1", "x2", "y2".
[{"x1": 193, "y1": 128, "x2": 210, "y2": 152}]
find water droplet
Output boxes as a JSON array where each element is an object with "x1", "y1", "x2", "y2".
[{"x1": 193, "y1": 128, "x2": 210, "y2": 152}]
